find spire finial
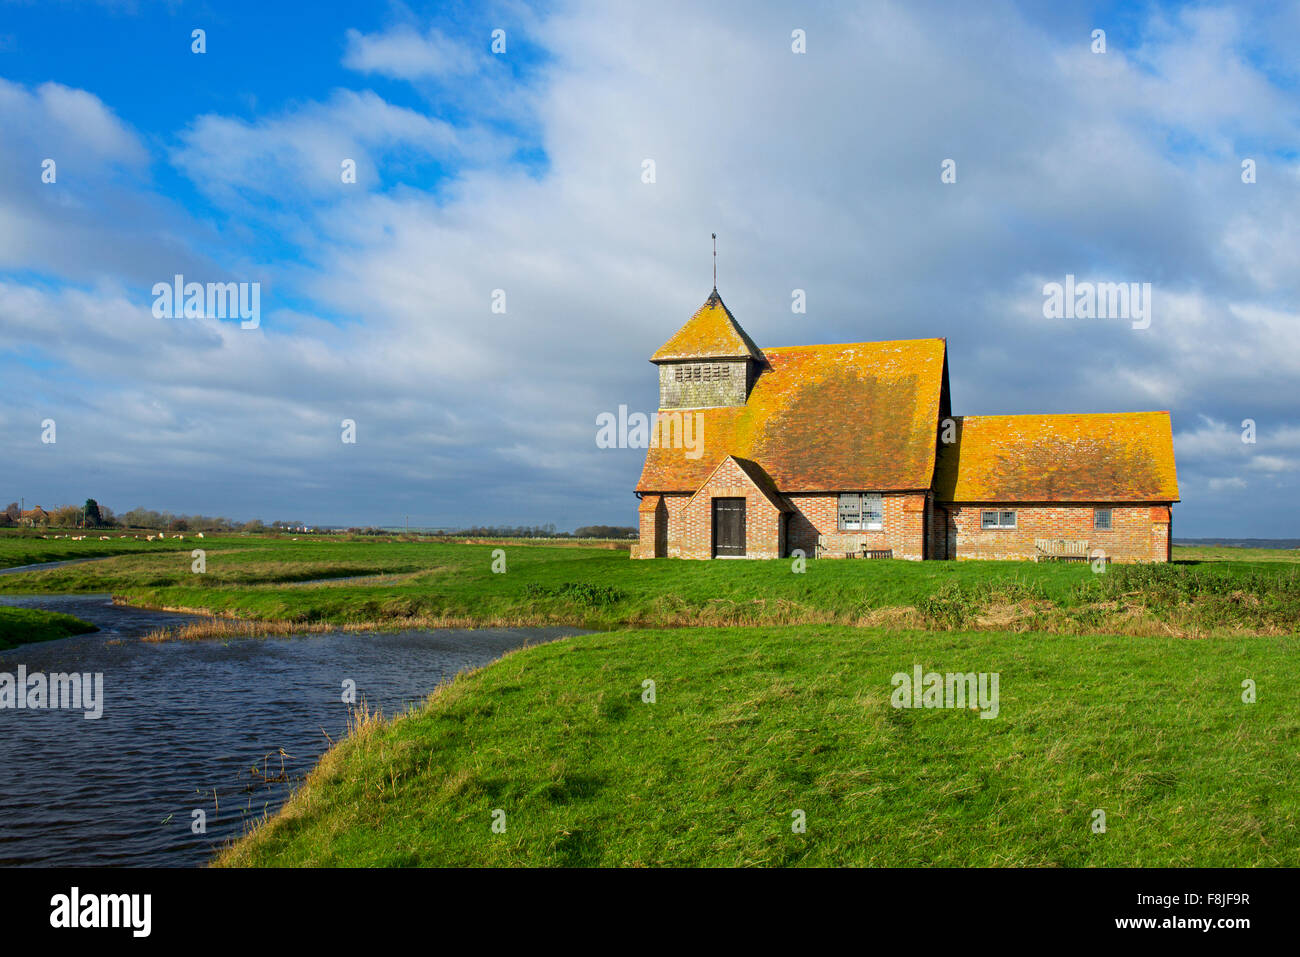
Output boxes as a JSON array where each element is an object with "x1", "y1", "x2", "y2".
[{"x1": 712, "y1": 233, "x2": 717, "y2": 291}]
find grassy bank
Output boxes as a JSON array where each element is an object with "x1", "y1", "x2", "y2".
[
  {"x1": 218, "y1": 624, "x2": 1299, "y2": 867},
  {"x1": 0, "y1": 607, "x2": 99, "y2": 651},
  {"x1": 1171, "y1": 544, "x2": 1300, "y2": 563},
  {"x1": 0, "y1": 531, "x2": 259, "y2": 570},
  {"x1": 2, "y1": 538, "x2": 1295, "y2": 638},
  {"x1": 7, "y1": 532, "x2": 1293, "y2": 866}
]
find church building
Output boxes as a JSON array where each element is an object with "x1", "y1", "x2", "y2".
[{"x1": 633, "y1": 289, "x2": 1179, "y2": 562}]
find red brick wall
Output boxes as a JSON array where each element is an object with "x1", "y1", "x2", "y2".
[
  {"x1": 633, "y1": 497, "x2": 669, "y2": 559},
  {"x1": 637, "y1": 489, "x2": 1173, "y2": 563},
  {"x1": 663, "y1": 493, "x2": 690, "y2": 557},
  {"x1": 1151, "y1": 505, "x2": 1172, "y2": 563},
  {"x1": 677, "y1": 459, "x2": 784, "y2": 559},
  {"x1": 784, "y1": 492, "x2": 927, "y2": 560},
  {"x1": 639, "y1": 488, "x2": 931, "y2": 560},
  {"x1": 943, "y1": 503, "x2": 1173, "y2": 562},
  {"x1": 633, "y1": 494, "x2": 686, "y2": 558}
]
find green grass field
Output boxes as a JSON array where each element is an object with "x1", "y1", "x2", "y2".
[
  {"x1": 1, "y1": 533, "x2": 1297, "y2": 638},
  {"x1": 0, "y1": 606, "x2": 98, "y2": 651},
  {"x1": 0, "y1": 530, "x2": 255, "y2": 570},
  {"x1": 3, "y1": 530, "x2": 1296, "y2": 866},
  {"x1": 218, "y1": 625, "x2": 1298, "y2": 867}
]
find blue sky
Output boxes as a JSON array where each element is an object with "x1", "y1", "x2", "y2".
[{"x1": 1, "y1": 0, "x2": 1298, "y2": 534}]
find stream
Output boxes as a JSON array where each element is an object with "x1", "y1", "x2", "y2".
[{"x1": 0, "y1": 592, "x2": 582, "y2": 866}]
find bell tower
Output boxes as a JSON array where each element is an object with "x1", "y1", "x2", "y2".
[{"x1": 650, "y1": 289, "x2": 765, "y2": 409}]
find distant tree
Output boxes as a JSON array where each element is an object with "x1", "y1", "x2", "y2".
[
  {"x1": 3, "y1": 503, "x2": 18, "y2": 521},
  {"x1": 121, "y1": 508, "x2": 163, "y2": 529},
  {"x1": 51, "y1": 505, "x2": 80, "y2": 527},
  {"x1": 574, "y1": 525, "x2": 637, "y2": 539},
  {"x1": 84, "y1": 499, "x2": 103, "y2": 527}
]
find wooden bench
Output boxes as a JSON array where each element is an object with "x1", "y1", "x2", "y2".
[
  {"x1": 814, "y1": 536, "x2": 890, "y2": 559},
  {"x1": 1034, "y1": 539, "x2": 1089, "y2": 562},
  {"x1": 845, "y1": 546, "x2": 893, "y2": 559}
]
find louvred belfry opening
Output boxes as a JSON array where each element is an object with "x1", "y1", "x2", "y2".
[{"x1": 650, "y1": 290, "x2": 765, "y2": 410}]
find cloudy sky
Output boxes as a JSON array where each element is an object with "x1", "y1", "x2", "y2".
[{"x1": 1, "y1": 0, "x2": 1297, "y2": 535}]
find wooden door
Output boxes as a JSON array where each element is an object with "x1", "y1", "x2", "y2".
[
  {"x1": 712, "y1": 498, "x2": 746, "y2": 557},
  {"x1": 654, "y1": 502, "x2": 668, "y2": 557}
]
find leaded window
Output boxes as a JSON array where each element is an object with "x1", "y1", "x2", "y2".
[
  {"x1": 838, "y1": 493, "x2": 883, "y2": 531},
  {"x1": 981, "y1": 510, "x2": 1016, "y2": 529}
]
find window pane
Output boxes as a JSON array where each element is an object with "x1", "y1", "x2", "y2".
[
  {"x1": 839, "y1": 493, "x2": 861, "y2": 530},
  {"x1": 863, "y1": 493, "x2": 883, "y2": 529},
  {"x1": 1095, "y1": 508, "x2": 1112, "y2": 530},
  {"x1": 981, "y1": 510, "x2": 998, "y2": 528},
  {"x1": 1000, "y1": 511, "x2": 1016, "y2": 527}
]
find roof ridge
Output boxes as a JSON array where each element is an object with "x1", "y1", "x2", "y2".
[
  {"x1": 958, "y1": 410, "x2": 1170, "y2": 419},
  {"x1": 764, "y1": 338, "x2": 946, "y2": 352}
]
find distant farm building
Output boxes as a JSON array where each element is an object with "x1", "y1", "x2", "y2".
[
  {"x1": 633, "y1": 289, "x2": 1178, "y2": 562},
  {"x1": 18, "y1": 506, "x2": 50, "y2": 526}
]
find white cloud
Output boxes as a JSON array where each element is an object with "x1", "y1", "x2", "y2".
[
  {"x1": 343, "y1": 25, "x2": 479, "y2": 80},
  {"x1": 0, "y1": 79, "x2": 146, "y2": 163},
  {"x1": 172, "y1": 89, "x2": 509, "y2": 203},
  {"x1": 4, "y1": 1, "x2": 1300, "y2": 532}
]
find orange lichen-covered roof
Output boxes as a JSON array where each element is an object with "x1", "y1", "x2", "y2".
[
  {"x1": 650, "y1": 290, "x2": 767, "y2": 363},
  {"x1": 637, "y1": 338, "x2": 948, "y2": 493},
  {"x1": 731, "y1": 457, "x2": 794, "y2": 511},
  {"x1": 934, "y1": 412, "x2": 1179, "y2": 503}
]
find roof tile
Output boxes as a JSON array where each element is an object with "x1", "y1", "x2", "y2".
[
  {"x1": 933, "y1": 412, "x2": 1179, "y2": 502},
  {"x1": 649, "y1": 290, "x2": 766, "y2": 363},
  {"x1": 638, "y1": 338, "x2": 948, "y2": 492}
]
